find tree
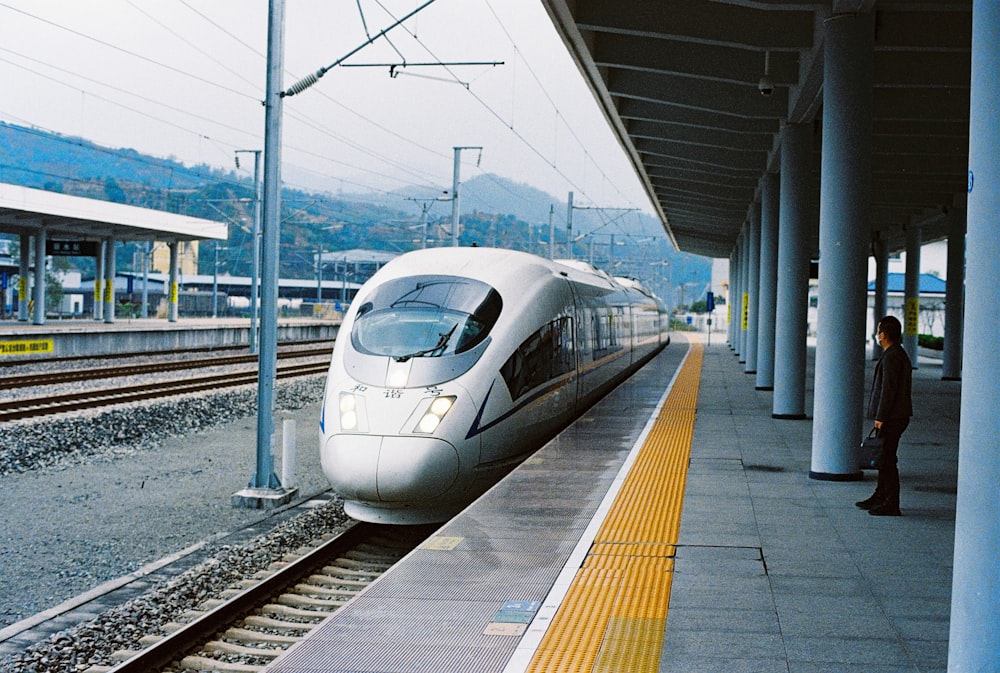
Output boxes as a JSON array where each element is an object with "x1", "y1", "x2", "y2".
[{"x1": 44, "y1": 270, "x2": 63, "y2": 312}]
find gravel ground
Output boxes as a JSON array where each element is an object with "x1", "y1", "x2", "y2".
[{"x1": 0, "y1": 377, "x2": 335, "y2": 631}]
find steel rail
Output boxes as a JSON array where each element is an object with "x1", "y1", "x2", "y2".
[
  {"x1": 104, "y1": 521, "x2": 373, "y2": 673},
  {"x1": 0, "y1": 346, "x2": 332, "y2": 390},
  {"x1": 0, "y1": 361, "x2": 330, "y2": 422},
  {"x1": 0, "y1": 338, "x2": 335, "y2": 369}
]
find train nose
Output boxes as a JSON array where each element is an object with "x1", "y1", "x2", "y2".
[{"x1": 322, "y1": 435, "x2": 460, "y2": 502}]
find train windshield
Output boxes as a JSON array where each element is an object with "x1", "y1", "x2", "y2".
[{"x1": 351, "y1": 276, "x2": 503, "y2": 361}]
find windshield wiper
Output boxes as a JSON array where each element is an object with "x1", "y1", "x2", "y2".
[{"x1": 393, "y1": 323, "x2": 457, "y2": 362}]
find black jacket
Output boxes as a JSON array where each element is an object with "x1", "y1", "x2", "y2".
[{"x1": 867, "y1": 343, "x2": 913, "y2": 421}]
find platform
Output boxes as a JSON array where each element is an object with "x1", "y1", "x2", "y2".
[
  {"x1": 0, "y1": 317, "x2": 338, "y2": 358},
  {"x1": 267, "y1": 332, "x2": 956, "y2": 673}
]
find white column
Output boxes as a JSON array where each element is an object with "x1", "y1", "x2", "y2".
[
  {"x1": 773, "y1": 122, "x2": 812, "y2": 419},
  {"x1": 32, "y1": 229, "x2": 46, "y2": 325},
  {"x1": 738, "y1": 225, "x2": 749, "y2": 362},
  {"x1": 168, "y1": 241, "x2": 180, "y2": 322},
  {"x1": 17, "y1": 233, "x2": 30, "y2": 321},
  {"x1": 103, "y1": 236, "x2": 116, "y2": 324},
  {"x1": 941, "y1": 202, "x2": 965, "y2": 380},
  {"x1": 810, "y1": 10, "x2": 873, "y2": 480},
  {"x1": 756, "y1": 173, "x2": 780, "y2": 390},
  {"x1": 744, "y1": 203, "x2": 761, "y2": 375},
  {"x1": 93, "y1": 241, "x2": 104, "y2": 321},
  {"x1": 948, "y1": 2, "x2": 1000, "y2": 670},
  {"x1": 870, "y1": 233, "x2": 889, "y2": 360},
  {"x1": 903, "y1": 222, "x2": 921, "y2": 366}
]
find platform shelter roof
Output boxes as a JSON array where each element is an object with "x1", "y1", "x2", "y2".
[{"x1": 0, "y1": 182, "x2": 227, "y2": 243}]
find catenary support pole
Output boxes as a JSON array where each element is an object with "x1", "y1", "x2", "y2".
[
  {"x1": 773, "y1": 123, "x2": 812, "y2": 419},
  {"x1": 810, "y1": 10, "x2": 873, "y2": 481},
  {"x1": 247, "y1": 0, "x2": 287, "y2": 499},
  {"x1": 756, "y1": 172, "x2": 779, "y2": 390},
  {"x1": 451, "y1": 147, "x2": 461, "y2": 247},
  {"x1": 948, "y1": 2, "x2": 1000, "y2": 670}
]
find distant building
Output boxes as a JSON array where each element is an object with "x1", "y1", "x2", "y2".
[{"x1": 151, "y1": 240, "x2": 200, "y2": 276}]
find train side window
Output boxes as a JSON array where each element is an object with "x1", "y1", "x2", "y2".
[
  {"x1": 501, "y1": 317, "x2": 572, "y2": 401},
  {"x1": 553, "y1": 316, "x2": 574, "y2": 376}
]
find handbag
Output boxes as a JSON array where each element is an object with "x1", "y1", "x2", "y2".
[{"x1": 859, "y1": 426, "x2": 884, "y2": 470}]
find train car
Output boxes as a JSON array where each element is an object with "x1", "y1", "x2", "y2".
[{"x1": 319, "y1": 247, "x2": 669, "y2": 524}]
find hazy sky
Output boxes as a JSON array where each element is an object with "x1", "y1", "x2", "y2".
[{"x1": 0, "y1": 0, "x2": 657, "y2": 222}]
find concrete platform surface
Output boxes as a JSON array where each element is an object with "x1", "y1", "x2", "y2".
[{"x1": 660, "y1": 335, "x2": 956, "y2": 673}]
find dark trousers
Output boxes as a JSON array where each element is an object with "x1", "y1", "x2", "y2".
[{"x1": 875, "y1": 417, "x2": 910, "y2": 506}]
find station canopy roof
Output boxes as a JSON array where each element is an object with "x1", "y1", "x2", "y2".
[
  {"x1": 0, "y1": 182, "x2": 227, "y2": 244},
  {"x1": 541, "y1": 0, "x2": 972, "y2": 259}
]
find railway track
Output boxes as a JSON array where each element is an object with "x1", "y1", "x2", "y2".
[
  {"x1": 0, "y1": 345, "x2": 332, "y2": 390},
  {"x1": 89, "y1": 523, "x2": 429, "y2": 673},
  {"x1": 0, "y1": 358, "x2": 330, "y2": 422},
  {"x1": 0, "y1": 340, "x2": 333, "y2": 370}
]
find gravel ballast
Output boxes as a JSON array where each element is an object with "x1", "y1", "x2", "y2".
[{"x1": 0, "y1": 377, "x2": 336, "y2": 636}]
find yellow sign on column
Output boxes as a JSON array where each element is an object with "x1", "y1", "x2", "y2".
[
  {"x1": 904, "y1": 297, "x2": 919, "y2": 336},
  {"x1": 741, "y1": 292, "x2": 749, "y2": 331}
]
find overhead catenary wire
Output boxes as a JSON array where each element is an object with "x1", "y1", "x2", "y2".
[
  {"x1": 0, "y1": 0, "x2": 653, "y2": 228},
  {"x1": 282, "y1": 0, "x2": 439, "y2": 97}
]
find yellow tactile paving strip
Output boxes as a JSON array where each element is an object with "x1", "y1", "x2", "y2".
[{"x1": 525, "y1": 341, "x2": 703, "y2": 673}]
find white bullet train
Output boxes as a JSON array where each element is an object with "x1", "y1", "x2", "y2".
[{"x1": 319, "y1": 246, "x2": 670, "y2": 524}]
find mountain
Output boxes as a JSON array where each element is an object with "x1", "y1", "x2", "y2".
[{"x1": 0, "y1": 121, "x2": 711, "y2": 304}]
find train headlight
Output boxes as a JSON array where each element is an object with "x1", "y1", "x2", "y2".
[
  {"x1": 413, "y1": 396, "x2": 456, "y2": 434},
  {"x1": 338, "y1": 392, "x2": 368, "y2": 432}
]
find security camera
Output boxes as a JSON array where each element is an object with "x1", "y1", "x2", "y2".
[{"x1": 758, "y1": 75, "x2": 774, "y2": 96}]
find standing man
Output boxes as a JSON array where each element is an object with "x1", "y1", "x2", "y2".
[{"x1": 856, "y1": 315, "x2": 913, "y2": 516}]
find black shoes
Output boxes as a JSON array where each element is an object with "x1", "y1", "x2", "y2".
[
  {"x1": 855, "y1": 494, "x2": 882, "y2": 510},
  {"x1": 868, "y1": 503, "x2": 901, "y2": 516},
  {"x1": 856, "y1": 494, "x2": 902, "y2": 516}
]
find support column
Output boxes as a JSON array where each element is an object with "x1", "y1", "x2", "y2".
[
  {"x1": 745, "y1": 204, "x2": 761, "y2": 375},
  {"x1": 903, "y1": 222, "x2": 921, "y2": 365},
  {"x1": 103, "y1": 236, "x2": 116, "y2": 324},
  {"x1": 809, "y1": 10, "x2": 873, "y2": 481},
  {"x1": 941, "y1": 202, "x2": 965, "y2": 381},
  {"x1": 32, "y1": 229, "x2": 46, "y2": 326},
  {"x1": 948, "y1": 2, "x2": 1000, "y2": 670},
  {"x1": 871, "y1": 233, "x2": 889, "y2": 360},
  {"x1": 168, "y1": 241, "x2": 180, "y2": 322},
  {"x1": 726, "y1": 247, "x2": 740, "y2": 352},
  {"x1": 93, "y1": 242, "x2": 104, "y2": 321},
  {"x1": 17, "y1": 233, "x2": 29, "y2": 321},
  {"x1": 756, "y1": 173, "x2": 779, "y2": 390},
  {"x1": 729, "y1": 248, "x2": 738, "y2": 350},
  {"x1": 773, "y1": 123, "x2": 812, "y2": 419},
  {"x1": 738, "y1": 225, "x2": 749, "y2": 362}
]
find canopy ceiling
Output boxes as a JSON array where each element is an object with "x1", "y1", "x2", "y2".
[{"x1": 541, "y1": 0, "x2": 971, "y2": 258}]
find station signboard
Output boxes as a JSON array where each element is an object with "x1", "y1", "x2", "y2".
[{"x1": 46, "y1": 240, "x2": 99, "y2": 257}]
